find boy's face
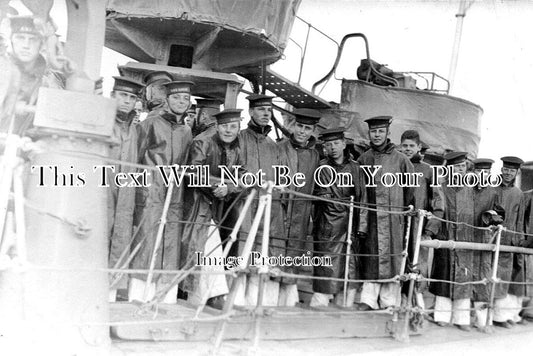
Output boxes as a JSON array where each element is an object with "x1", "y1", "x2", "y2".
[
  {"x1": 217, "y1": 122, "x2": 240, "y2": 143},
  {"x1": 401, "y1": 138, "x2": 421, "y2": 159},
  {"x1": 112, "y1": 90, "x2": 138, "y2": 114},
  {"x1": 368, "y1": 127, "x2": 388, "y2": 146},
  {"x1": 167, "y1": 93, "x2": 191, "y2": 115},
  {"x1": 324, "y1": 139, "x2": 346, "y2": 160},
  {"x1": 293, "y1": 122, "x2": 315, "y2": 144},
  {"x1": 11, "y1": 32, "x2": 42, "y2": 63},
  {"x1": 501, "y1": 167, "x2": 518, "y2": 184},
  {"x1": 249, "y1": 105, "x2": 272, "y2": 127}
]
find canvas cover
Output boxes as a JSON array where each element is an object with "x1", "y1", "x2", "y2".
[
  {"x1": 335, "y1": 80, "x2": 483, "y2": 157},
  {"x1": 106, "y1": 0, "x2": 300, "y2": 63}
]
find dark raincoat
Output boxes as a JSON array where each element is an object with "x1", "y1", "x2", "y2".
[
  {"x1": 429, "y1": 181, "x2": 475, "y2": 300},
  {"x1": 180, "y1": 133, "x2": 244, "y2": 292},
  {"x1": 107, "y1": 111, "x2": 139, "y2": 288},
  {"x1": 278, "y1": 135, "x2": 320, "y2": 284},
  {"x1": 496, "y1": 182, "x2": 526, "y2": 297},
  {"x1": 472, "y1": 186, "x2": 501, "y2": 302},
  {"x1": 1, "y1": 54, "x2": 64, "y2": 135},
  {"x1": 131, "y1": 109, "x2": 192, "y2": 283},
  {"x1": 356, "y1": 141, "x2": 415, "y2": 280},
  {"x1": 523, "y1": 190, "x2": 533, "y2": 296},
  {"x1": 312, "y1": 155, "x2": 367, "y2": 294},
  {"x1": 238, "y1": 121, "x2": 286, "y2": 259}
]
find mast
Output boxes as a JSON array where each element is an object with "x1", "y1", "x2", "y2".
[{"x1": 448, "y1": 0, "x2": 475, "y2": 93}]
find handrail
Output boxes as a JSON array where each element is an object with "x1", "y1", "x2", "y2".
[
  {"x1": 399, "y1": 71, "x2": 450, "y2": 94},
  {"x1": 312, "y1": 33, "x2": 399, "y2": 94},
  {"x1": 282, "y1": 16, "x2": 340, "y2": 86}
]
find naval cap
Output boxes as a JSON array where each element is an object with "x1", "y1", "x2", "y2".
[
  {"x1": 473, "y1": 158, "x2": 494, "y2": 170},
  {"x1": 164, "y1": 81, "x2": 194, "y2": 95},
  {"x1": 293, "y1": 108, "x2": 321, "y2": 125},
  {"x1": 10, "y1": 15, "x2": 42, "y2": 36},
  {"x1": 143, "y1": 71, "x2": 173, "y2": 86},
  {"x1": 246, "y1": 94, "x2": 274, "y2": 108},
  {"x1": 423, "y1": 152, "x2": 445, "y2": 165},
  {"x1": 444, "y1": 151, "x2": 468, "y2": 166},
  {"x1": 364, "y1": 115, "x2": 392, "y2": 128},
  {"x1": 213, "y1": 108, "x2": 242, "y2": 124},
  {"x1": 318, "y1": 127, "x2": 345, "y2": 142},
  {"x1": 501, "y1": 156, "x2": 524, "y2": 169},
  {"x1": 112, "y1": 76, "x2": 144, "y2": 96},
  {"x1": 196, "y1": 98, "x2": 223, "y2": 110}
]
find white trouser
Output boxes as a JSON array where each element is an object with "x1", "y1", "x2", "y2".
[
  {"x1": 128, "y1": 278, "x2": 178, "y2": 304},
  {"x1": 310, "y1": 289, "x2": 356, "y2": 307},
  {"x1": 187, "y1": 223, "x2": 229, "y2": 305},
  {"x1": 232, "y1": 275, "x2": 280, "y2": 307},
  {"x1": 360, "y1": 282, "x2": 401, "y2": 310},
  {"x1": 473, "y1": 301, "x2": 492, "y2": 327},
  {"x1": 434, "y1": 296, "x2": 470, "y2": 325},
  {"x1": 508, "y1": 294, "x2": 524, "y2": 322},
  {"x1": 278, "y1": 284, "x2": 299, "y2": 307},
  {"x1": 493, "y1": 295, "x2": 514, "y2": 322}
]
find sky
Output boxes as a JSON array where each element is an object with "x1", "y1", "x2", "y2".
[{"x1": 9, "y1": 0, "x2": 533, "y2": 165}]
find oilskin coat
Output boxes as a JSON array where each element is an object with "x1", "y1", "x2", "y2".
[
  {"x1": 181, "y1": 133, "x2": 244, "y2": 293},
  {"x1": 107, "y1": 111, "x2": 139, "y2": 288},
  {"x1": 238, "y1": 121, "x2": 286, "y2": 258},
  {"x1": 278, "y1": 135, "x2": 320, "y2": 284},
  {"x1": 312, "y1": 155, "x2": 367, "y2": 294},
  {"x1": 496, "y1": 181, "x2": 526, "y2": 296},
  {"x1": 429, "y1": 181, "x2": 475, "y2": 300},
  {"x1": 132, "y1": 109, "x2": 192, "y2": 283},
  {"x1": 4, "y1": 54, "x2": 64, "y2": 135},
  {"x1": 472, "y1": 186, "x2": 501, "y2": 302},
  {"x1": 356, "y1": 141, "x2": 415, "y2": 280},
  {"x1": 523, "y1": 190, "x2": 533, "y2": 296}
]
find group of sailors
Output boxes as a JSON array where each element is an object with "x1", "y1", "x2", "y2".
[{"x1": 2, "y1": 13, "x2": 533, "y2": 335}]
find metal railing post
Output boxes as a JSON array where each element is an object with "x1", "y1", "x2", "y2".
[
  {"x1": 343, "y1": 196, "x2": 355, "y2": 307},
  {"x1": 486, "y1": 225, "x2": 503, "y2": 327},
  {"x1": 395, "y1": 209, "x2": 424, "y2": 342}
]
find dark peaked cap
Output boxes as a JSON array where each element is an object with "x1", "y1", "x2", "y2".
[
  {"x1": 423, "y1": 153, "x2": 445, "y2": 165},
  {"x1": 364, "y1": 116, "x2": 392, "y2": 128},
  {"x1": 444, "y1": 151, "x2": 468, "y2": 165},
  {"x1": 473, "y1": 158, "x2": 494, "y2": 169},
  {"x1": 319, "y1": 127, "x2": 345, "y2": 142},
  {"x1": 112, "y1": 76, "x2": 144, "y2": 96},
  {"x1": 214, "y1": 109, "x2": 242, "y2": 124},
  {"x1": 293, "y1": 108, "x2": 321, "y2": 125},
  {"x1": 143, "y1": 71, "x2": 173, "y2": 85},
  {"x1": 10, "y1": 16, "x2": 41, "y2": 36},
  {"x1": 501, "y1": 156, "x2": 524, "y2": 169},
  {"x1": 246, "y1": 94, "x2": 274, "y2": 108},
  {"x1": 196, "y1": 98, "x2": 223, "y2": 110}
]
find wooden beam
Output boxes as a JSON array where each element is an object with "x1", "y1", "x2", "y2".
[{"x1": 110, "y1": 302, "x2": 415, "y2": 341}]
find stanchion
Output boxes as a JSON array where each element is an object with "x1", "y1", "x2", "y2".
[
  {"x1": 343, "y1": 196, "x2": 354, "y2": 307},
  {"x1": 252, "y1": 182, "x2": 274, "y2": 352},
  {"x1": 212, "y1": 188, "x2": 268, "y2": 354},
  {"x1": 394, "y1": 209, "x2": 424, "y2": 342},
  {"x1": 485, "y1": 225, "x2": 503, "y2": 328}
]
